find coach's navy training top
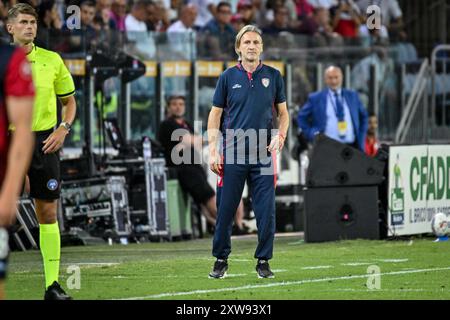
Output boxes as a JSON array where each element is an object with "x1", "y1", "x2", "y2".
[{"x1": 213, "y1": 62, "x2": 286, "y2": 157}]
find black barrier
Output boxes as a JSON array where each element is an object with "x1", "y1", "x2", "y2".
[
  {"x1": 304, "y1": 135, "x2": 386, "y2": 242},
  {"x1": 306, "y1": 134, "x2": 385, "y2": 187}
]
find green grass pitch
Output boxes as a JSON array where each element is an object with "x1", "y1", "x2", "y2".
[{"x1": 6, "y1": 234, "x2": 450, "y2": 300}]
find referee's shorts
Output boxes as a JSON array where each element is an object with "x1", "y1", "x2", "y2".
[{"x1": 28, "y1": 129, "x2": 61, "y2": 200}]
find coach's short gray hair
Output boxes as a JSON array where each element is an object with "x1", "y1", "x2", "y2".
[{"x1": 235, "y1": 25, "x2": 263, "y2": 59}]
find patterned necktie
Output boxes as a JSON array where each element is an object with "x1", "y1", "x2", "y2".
[{"x1": 334, "y1": 91, "x2": 344, "y2": 121}]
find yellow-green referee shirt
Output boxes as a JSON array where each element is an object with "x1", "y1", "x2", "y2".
[{"x1": 26, "y1": 44, "x2": 75, "y2": 131}]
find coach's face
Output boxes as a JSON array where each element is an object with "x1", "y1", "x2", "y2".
[
  {"x1": 7, "y1": 13, "x2": 37, "y2": 44},
  {"x1": 238, "y1": 31, "x2": 263, "y2": 63},
  {"x1": 325, "y1": 67, "x2": 343, "y2": 91}
]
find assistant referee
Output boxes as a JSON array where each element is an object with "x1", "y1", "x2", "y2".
[{"x1": 7, "y1": 3, "x2": 76, "y2": 300}]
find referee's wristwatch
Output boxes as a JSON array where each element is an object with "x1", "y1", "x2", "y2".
[{"x1": 59, "y1": 121, "x2": 72, "y2": 133}]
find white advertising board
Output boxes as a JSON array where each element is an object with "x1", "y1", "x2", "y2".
[{"x1": 388, "y1": 145, "x2": 450, "y2": 236}]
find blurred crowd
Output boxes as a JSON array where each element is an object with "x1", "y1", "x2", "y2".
[{"x1": 0, "y1": 0, "x2": 407, "y2": 51}]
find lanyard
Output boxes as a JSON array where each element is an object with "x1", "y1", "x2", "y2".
[{"x1": 328, "y1": 92, "x2": 345, "y2": 119}]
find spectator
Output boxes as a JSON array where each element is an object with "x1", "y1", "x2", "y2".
[
  {"x1": 61, "y1": 0, "x2": 95, "y2": 31},
  {"x1": 125, "y1": 0, "x2": 156, "y2": 59},
  {"x1": 63, "y1": 0, "x2": 97, "y2": 52},
  {"x1": 93, "y1": 0, "x2": 116, "y2": 30},
  {"x1": 96, "y1": 0, "x2": 112, "y2": 11},
  {"x1": 365, "y1": 112, "x2": 379, "y2": 157},
  {"x1": 237, "y1": 0, "x2": 256, "y2": 25},
  {"x1": 37, "y1": 0, "x2": 62, "y2": 30},
  {"x1": 167, "y1": 3, "x2": 197, "y2": 59},
  {"x1": 146, "y1": 1, "x2": 170, "y2": 32},
  {"x1": 79, "y1": 0, "x2": 96, "y2": 30},
  {"x1": 125, "y1": 0, "x2": 148, "y2": 32},
  {"x1": 297, "y1": 6, "x2": 342, "y2": 47},
  {"x1": 35, "y1": 0, "x2": 63, "y2": 48},
  {"x1": 265, "y1": 0, "x2": 297, "y2": 27},
  {"x1": 167, "y1": 3, "x2": 197, "y2": 32},
  {"x1": 332, "y1": 0, "x2": 362, "y2": 38},
  {"x1": 351, "y1": 46, "x2": 396, "y2": 132},
  {"x1": 35, "y1": 0, "x2": 62, "y2": 47},
  {"x1": 93, "y1": 9, "x2": 116, "y2": 31},
  {"x1": 252, "y1": 0, "x2": 269, "y2": 28},
  {"x1": 351, "y1": 46, "x2": 391, "y2": 107},
  {"x1": 161, "y1": 0, "x2": 181, "y2": 22},
  {"x1": 201, "y1": 1, "x2": 236, "y2": 59},
  {"x1": 188, "y1": 0, "x2": 217, "y2": 30},
  {"x1": 297, "y1": 6, "x2": 328, "y2": 35},
  {"x1": 297, "y1": 65, "x2": 368, "y2": 151},
  {"x1": 295, "y1": 0, "x2": 314, "y2": 21},
  {"x1": 110, "y1": 0, "x2": 127, "y2": 32},
  {"x1": 359, "y1": 13, "x2": 389, "y2": 46},
  {"x1": 230, "y1": 12, "x2": 245, "y2": 32},
  {"x1": 203, "y1": 1, "x2": 234, "y2": 34},
  {"x1": 307, "y1": 0, "x2": 337, "y2": 9},
  {"x1": 262, "y1": 5, "x2": 292, "y2": 34}
]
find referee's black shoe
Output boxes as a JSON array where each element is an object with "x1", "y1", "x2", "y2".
[
  {"x1": 209, "y1": 259, "x2": 228, "y2": 279},
  {"x1": 44, "y1": 281, "x2": 72, "y2": 300},
  {"x1": 256, "y1": 260, "x2": 274, "y2": 279}
]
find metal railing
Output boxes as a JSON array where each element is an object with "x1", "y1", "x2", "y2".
[
  {"x1": 395, "y1": 58, "x2": 429, "y2": 144},
  {"x1": 431, "y1": 44, "x2": 450, "y2": 125}
]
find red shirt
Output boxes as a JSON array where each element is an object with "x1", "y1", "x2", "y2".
[
  {"x1": 296, "y1": 0, "x2": 314, "y2": 19},
  {"x1": 365, "y1": 136, "x2": 379, "y2": 157},
  {"x1": 334, "y1": 19, "x2": 358, "y2": 38},
  {"x1": 0, "y1": 45, "x2": 35, "y2": 182}
]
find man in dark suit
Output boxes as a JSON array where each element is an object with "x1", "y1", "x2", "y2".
[{"x1": 297, "y1": 65, "x2": 368, "y2": 151}]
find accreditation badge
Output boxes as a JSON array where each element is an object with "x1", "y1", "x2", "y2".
[{"x1": 338, "y1": 121, "x2": 347, "y2": 137}]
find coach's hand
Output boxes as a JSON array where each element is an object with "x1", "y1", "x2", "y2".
[
  {"x1": 42, "y1": 127, "x2": 69, "y2": 154},
  {"x1": 0, "y1": 195, "x2": 17, "y2": 227},
  {"x1": 209, "y1": 152, "x2": 223, "y2": 176},
  {"x1": 267, "y1": 134, "x2": 285, "y2": 153}
]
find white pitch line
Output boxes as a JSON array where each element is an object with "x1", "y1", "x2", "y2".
[
  {"x1": 116, "y1": 266, "x2": 450, "y2": 300},
  {"x1": 13, "y1": 262, "x2": 120, "y2": 273},
  {"x1": 231, "y1": 259, "x2": 253, "y2": 262},
  {"x1": 377, "y1": 259, "x2": 409, "y2": 263},
  {"x1": 327, "y1": 288, "x2": 428, "y2": 292},
  {"x1": 61, "y1": 263, "x2": 119, "y2": 267},
  {"x1": 301, "y1": 266, "x2": 333, "y2": 270}
]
